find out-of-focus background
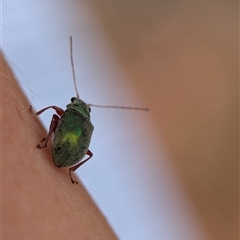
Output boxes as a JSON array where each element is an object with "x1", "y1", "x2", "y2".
[{"x1": 2, "y1": 1, "x2": 238, "y2": 240}]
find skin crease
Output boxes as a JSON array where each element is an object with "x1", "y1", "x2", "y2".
[{"x1": 1, "y1": 53, "x2": 118, "y2": 240}]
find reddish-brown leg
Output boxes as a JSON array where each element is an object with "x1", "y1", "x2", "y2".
[
  {"x1": 69, "y1": 150, "x2": 93, "y2": 184},
  {"x1": 29, "y1": 105, "x2": 64, "y2": 116},
  {"x1": 37, "y1": 114, "x2": 60, "y2": 149},
  {"x1": 29, "y1": 105, "x2": 64, "y2": 148}
]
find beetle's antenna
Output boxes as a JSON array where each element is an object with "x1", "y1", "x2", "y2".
[
  {"x1": 88, "y1": 103, "x2": 149, "y2": 111},
  {"x1": 70, "y1": 36, "x2": 80, "y2": 99}
]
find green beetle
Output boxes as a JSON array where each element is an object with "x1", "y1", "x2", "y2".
[{"x1": 29, "y1": 96, "x2": 93, "y2": 184}]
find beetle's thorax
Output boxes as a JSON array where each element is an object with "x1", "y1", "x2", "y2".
[{"x1": 66, "y1": 97, "x2": 90, "y2": 118}]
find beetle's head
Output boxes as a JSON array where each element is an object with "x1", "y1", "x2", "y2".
[{"x1": 67, "y1": 97, "x2": 91, "y2": 118}]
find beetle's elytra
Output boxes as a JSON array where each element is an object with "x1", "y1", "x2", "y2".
[
  {"x1": 53, "y1": 98, "x2": 94, "y2": 168},
  {"x1": 30, "y1": 36, "x2": 148, "y2": 184}
]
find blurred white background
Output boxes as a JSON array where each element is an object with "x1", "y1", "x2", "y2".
[{"x1": 2, "y1": 1, "x2": 210, "y2": 239}]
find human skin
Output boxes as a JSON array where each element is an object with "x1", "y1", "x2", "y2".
[{"x1": 1, "y1": 53, "x2": 118, "y2": 240}]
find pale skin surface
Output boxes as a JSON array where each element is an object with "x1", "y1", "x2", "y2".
[{"x1": 1, "y1": 53, "x2": 118, "y2": 240}]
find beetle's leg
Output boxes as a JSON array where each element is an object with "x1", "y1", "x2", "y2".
[
  {"x1": 29, "y1": 105, "x2": 63, "y2": 148},
  {"x1": 40, "y1": 137, "x2": 46, "y2": 143},
  {"x1": 68, "y1": 150, "x2": 93, "y2": 184},
  {"x1": 29, "y1": 105, "x2": 64, "y2": 117},
  {"x1": 37, "y1": 114, "x2": 60, "y2": 149}
]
